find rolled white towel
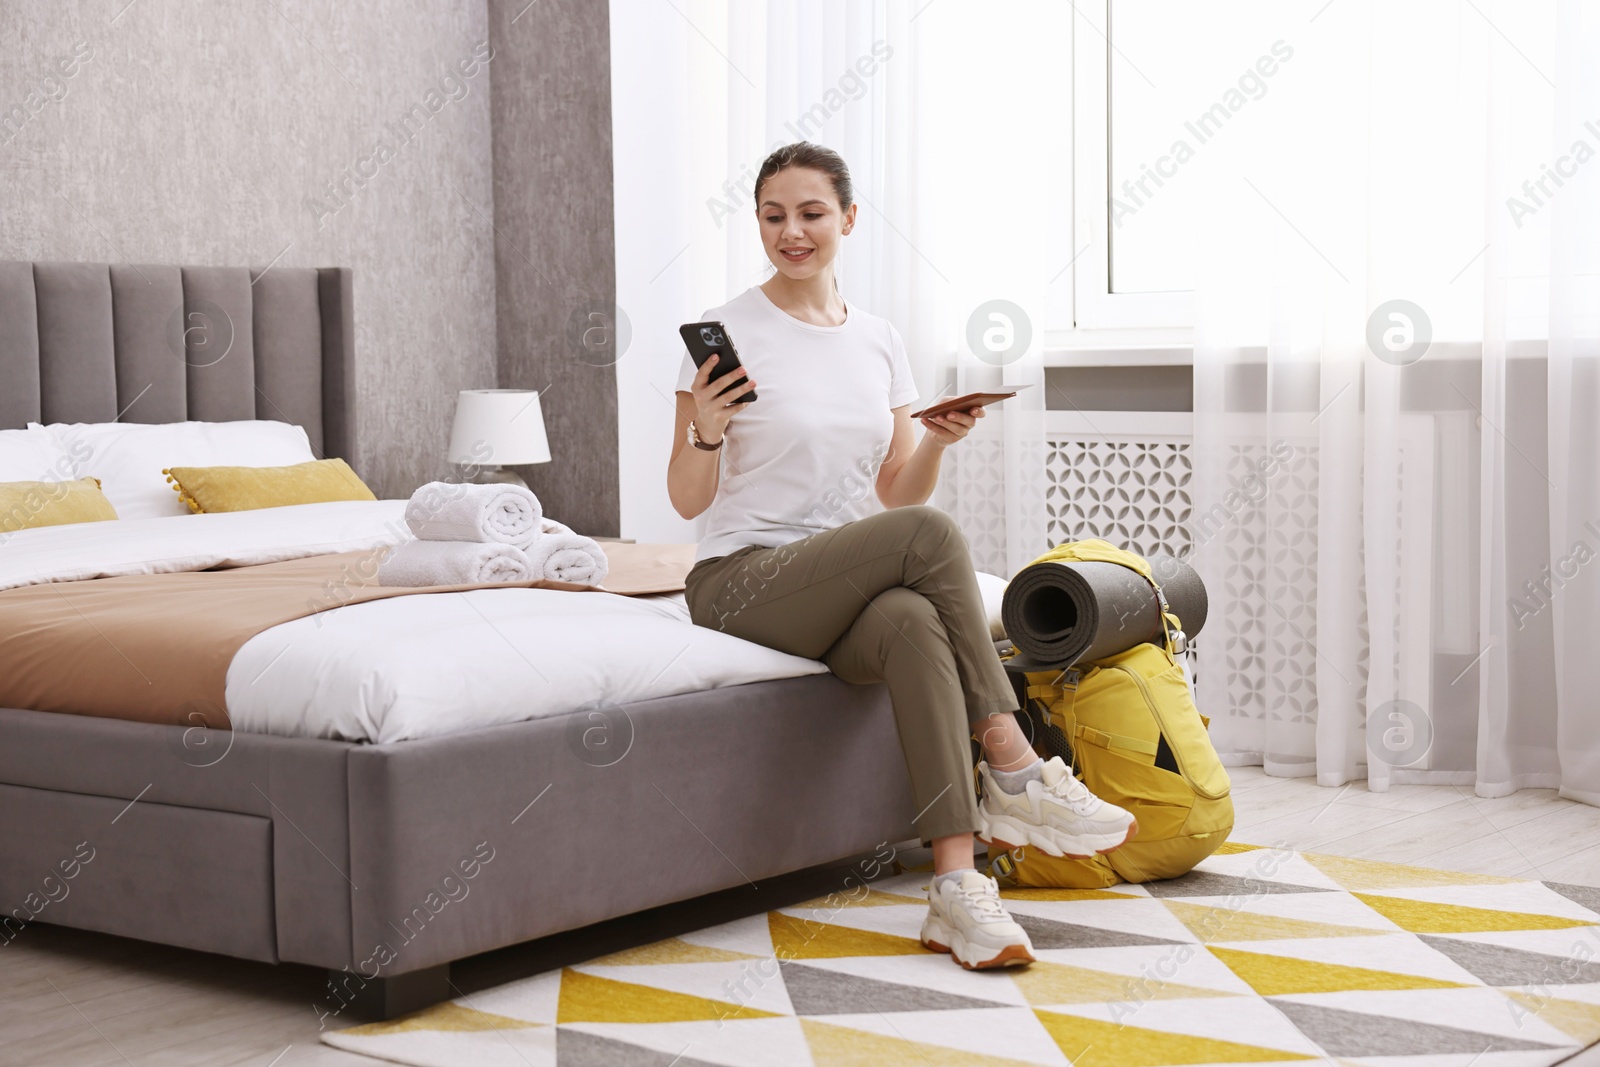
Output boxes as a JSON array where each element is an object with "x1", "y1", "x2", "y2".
[
  {"x1": 378, "y1": 540, "x2": 534, "y2": 587},
  {"x1": 525, "y1": 531, "x2": 609, "y2": 586},
  {"x1": 404, "y1": 481, "x2": 541, "y2": 549}
]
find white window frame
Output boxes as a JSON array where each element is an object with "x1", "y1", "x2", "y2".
[{"x1": 1066, "y1": 0, "x2": 1194, "y2": 334}]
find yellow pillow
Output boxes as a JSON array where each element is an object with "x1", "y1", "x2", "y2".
[
  {"x1": 162, "y1": 458, "x2": 376, "y2": 514},
  {"x1": 0, "y1": 477, "x2": 118, "y2": 532}
]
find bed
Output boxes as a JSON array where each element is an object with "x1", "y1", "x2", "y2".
[{"x1": 0, "y1": 260, "x2": 921, "y2": 1019}]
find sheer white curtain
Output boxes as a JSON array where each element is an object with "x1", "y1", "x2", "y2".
[
  {"x1": 1545, "y1": 0, "x2": 1600, "y2": 806},
  {"x1": 1188, "y1": 0, "x2": 1600, "y2": 804},
  {"x1": 612, "y1": 0, "x2": 1062, "y2": 576}
]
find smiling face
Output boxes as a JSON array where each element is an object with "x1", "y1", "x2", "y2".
[{"x1": 756, "y1": 166, "x2": 857, "y2": 282}]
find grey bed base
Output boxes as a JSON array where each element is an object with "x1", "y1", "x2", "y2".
[
  {"x1": 0, "y1": 675, "x2": 917, "y2": 1018},
  {"x1": 0, "y1": 260, "x2": 919, "y2": 1018}
]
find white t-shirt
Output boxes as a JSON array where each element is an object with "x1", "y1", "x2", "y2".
[{"x1": 675, "y1": 285, "x2": 919, "y2": 564}]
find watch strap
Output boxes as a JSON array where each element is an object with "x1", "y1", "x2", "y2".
[{"x1": 688, "y1": 420, "x2": 723, "y2": 451}]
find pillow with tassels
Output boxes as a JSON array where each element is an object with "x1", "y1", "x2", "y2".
[{"x1": 163, "y1": 458, "x2": 375, "y2": 514}]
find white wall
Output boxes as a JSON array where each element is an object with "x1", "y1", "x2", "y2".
[
  {"x1": 611, "y1": 1, "x2": 727, "y2": 544},
  {"x1": 0, "y1": 1, "x2": 499, "y2": 499}
]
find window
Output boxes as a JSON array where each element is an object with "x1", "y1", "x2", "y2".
[{"x1": 1067, "y1": 0, "x2": 1296, "y2": 331}]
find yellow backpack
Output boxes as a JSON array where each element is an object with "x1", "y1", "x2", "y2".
[{"x1": 988, "y1": 541, "x2": 1234, "y2": 888}]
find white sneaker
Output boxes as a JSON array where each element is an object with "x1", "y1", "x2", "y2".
[
  {"x1": 975, "y1": 756, "x2": 1138, "y2": 859},
  {"x1": 921, "y1": 869, "x2": 1036, "y2": 970}
]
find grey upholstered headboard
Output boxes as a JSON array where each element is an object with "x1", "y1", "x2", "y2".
[{"x1": 0, "y1": 262, "x2": 356, "y2": 467}]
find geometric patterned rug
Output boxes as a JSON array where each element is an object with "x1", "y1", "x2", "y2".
[{"x1": 322, "y1": 843, "x2": 1600, "y2": 1066}]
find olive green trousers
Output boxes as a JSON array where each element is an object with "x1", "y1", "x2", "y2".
[{"x1": 683, "y1": 504, "x2": 1020, "y2": 840}]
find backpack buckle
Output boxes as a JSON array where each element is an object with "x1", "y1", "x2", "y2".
[{"x1": 990, "y1": 850, "x2": 1017, "y2": 879}]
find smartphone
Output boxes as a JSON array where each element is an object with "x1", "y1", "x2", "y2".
[{"x1": 679, "y1": 320, "x2": 757, "y2": 403}]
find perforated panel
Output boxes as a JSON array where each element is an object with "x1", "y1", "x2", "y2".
[
  {"x1": 1046, "y1": 438, "x2": 1194, "y2": 559},
  {"x1": 1218, "y1": 441, "x2": 1323, "y2": 726}
]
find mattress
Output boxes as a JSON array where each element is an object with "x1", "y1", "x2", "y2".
[{"x1": 1, "y1": 500, "x2": 830, "y2": 744}]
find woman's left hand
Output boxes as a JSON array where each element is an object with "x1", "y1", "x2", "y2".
[{"x1": 920, "y1": 406, "x2": 985, "y2": 447}]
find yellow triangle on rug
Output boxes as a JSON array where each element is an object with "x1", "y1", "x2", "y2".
[
  {"x1": 1303, "y1": 851, "x2": 1523, "y2": 891},
  {"x1": 1013, "y1": 960, "x2": 1239, "y2": 1006},
  {"x1": 800, "y1": 1017, "x2": 1045, "y2": 1066},
  {"x1": 768, "y1": 908, "x2": 929, "y2": 960},
  {"x1": 1503, "y1": 991, "x2": 1600, "y2": 1043},
  {"x1": 338, "y1": 1000, "x2": 542, "y2": 1037},
  {"x1": 585, "y1": 936, "x2": 763, "y2": 966},
  {"x1": 1032, "y1": 1007, "x2": 1315, "y2": 1065},
  {"x1": 555, "y1": 967, "x2": 778, "y2": 1024},
  {"x1": 1163, "y1": 899, "x2": 1388, "y2": 942},
  {"x1": 1207, "y1": 945, "x2": 1471, "y2": 996},
  {"x1": 1352, "y1": 892, "x2": 1598, "y2": 934}
]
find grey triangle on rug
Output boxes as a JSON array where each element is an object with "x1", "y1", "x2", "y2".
[
  {"x1": 1010, "y1": 910, "x2": 1188, "y2": 949},
  {"x1": 556, "y1": 1028, "x2": 727, "y2": 1067},
  {"x1": 1138, "y1": 869, "x2": 1334, "y2": 898},
  {"x1": 1420, "y1": 934, "x2": 1600, "y2": 987},
  {"x1": 1268, "y1": 998, "x2": 1563, "y2": 1057},
  {"x1": 1544, "y1": 881, "x2": 1600, "y2": 919},
  {"x1": 777, "y1": 960, "x2": 1012, "y2": 1015}
]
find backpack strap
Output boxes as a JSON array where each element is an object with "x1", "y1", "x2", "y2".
[
  {"x1": 1074, "y1": 723, "x2": 1159, "y2": 757},
  {"x1": 1148, "y1": 582, "x2": 1188, "y2": 657},
  {"x1": 1026, "y1": 674, "x2": 1079, "y2": 731},
  {"x1": 1026, "y1": 679, "x2": 1074, "y2": 702}
]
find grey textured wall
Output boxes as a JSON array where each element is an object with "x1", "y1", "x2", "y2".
[
  {"x1": 0, "y1": 2, "x2": 500, "y2": 499},
  {"x1": 488, "y1": 0, "x2": 619, "y2": 536}
]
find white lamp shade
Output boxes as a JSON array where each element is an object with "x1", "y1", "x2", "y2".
[{"x1": 448, "y1": 389, "x2": 552, "y2": 466}]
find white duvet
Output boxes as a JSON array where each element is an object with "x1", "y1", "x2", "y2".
[{"x1": 2, "y1": 501, "x2": 829, "y2": 743}]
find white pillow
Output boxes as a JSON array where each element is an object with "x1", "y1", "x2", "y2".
[
  {"x1": 0, "y1": 426, "x2": 80, "y2": 484},
  {"x1": 33, "y1": 420, "x2": 317, "y2": 520}
]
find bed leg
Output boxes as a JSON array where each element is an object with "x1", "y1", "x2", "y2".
[{"x1": 333, "y1": 963, "x2": 451, "y2": 1021}]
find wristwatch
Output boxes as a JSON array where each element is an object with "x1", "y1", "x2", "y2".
[{"x1": 687, "y1": 419, "x2": 723, "y2": 451}]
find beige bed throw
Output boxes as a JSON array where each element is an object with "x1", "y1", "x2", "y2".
[{"x1": 0, "y1": 542, "x2": 696, "y2": 728}]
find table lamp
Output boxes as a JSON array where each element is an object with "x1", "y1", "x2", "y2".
[{"x1": 448, "y1": 389, "x2": 551, "y2": 487}]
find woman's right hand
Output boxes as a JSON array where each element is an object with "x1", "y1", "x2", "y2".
[{"x1": 690, "y1": 355, "x2": 756, "y2": 444}]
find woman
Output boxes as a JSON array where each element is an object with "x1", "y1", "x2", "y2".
[{"x1": 669, "y1": 142, "x2": 1136, "y2": 971}]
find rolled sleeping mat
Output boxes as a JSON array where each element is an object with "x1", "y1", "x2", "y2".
[{"x1": 1001, "y1": 555, "x2": 1208, "y2": 669}]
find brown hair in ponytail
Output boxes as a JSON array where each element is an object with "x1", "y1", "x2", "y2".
[{"x1": 753, "y1": 142, "x2": 854, "y2": 211}]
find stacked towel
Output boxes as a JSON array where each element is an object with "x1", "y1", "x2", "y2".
[
  {"x1": 526, "y1": 529, "x2": 609, "y2": 586},
  {"x1": 378, "y1": 540, "x2": 533, "y2": 586},
  {"x1": 379, "y1": 482, "x2": 611, "y2": 587},
  {"x1": 404, "y1": 481, "x2": 541, "y2": 549}
]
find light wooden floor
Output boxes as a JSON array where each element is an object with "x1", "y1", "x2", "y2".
[
  {"x1": 4, "y1": 766, "x2": 1599, "y2": 1066},
  {"x1": 1226, "y1": 766, "x2": 1600, "y2": 888}
]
